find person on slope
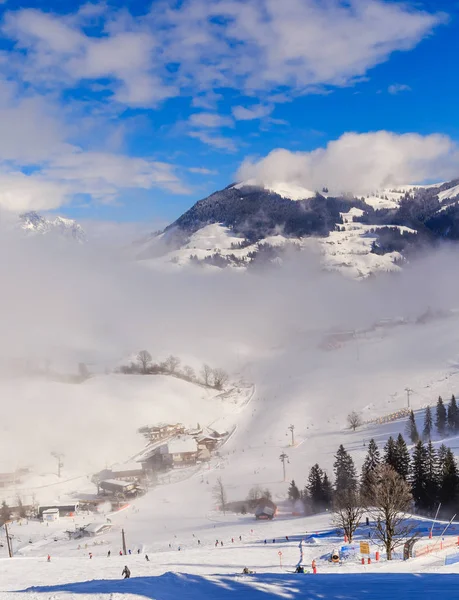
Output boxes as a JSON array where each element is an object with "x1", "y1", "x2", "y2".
[{"x1": 122, "y1": 566, "x2": 131, "y2": 579}]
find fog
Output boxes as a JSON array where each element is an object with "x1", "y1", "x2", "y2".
[{"x1": 1, "y1": 228, "x2": 459, "y2": 483}]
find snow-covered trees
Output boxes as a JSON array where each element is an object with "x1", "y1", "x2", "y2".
[
  {"x1": 448, "y1": 395, "x2": 459, "y2": 433},
  {"x1": 394, "y1": 434, "x2": 411, "y2": 481}
]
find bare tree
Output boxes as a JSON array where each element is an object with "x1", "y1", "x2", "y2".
[
  {"x1": 183, "y1": 365, "x2": 196, "y2": 381},
  {"x1": 212, "y1": 368, "x2": 229, "y2": 390},
  {"x1": 163, "y1": 355, "x2": 181, "y2": 374},
  {"x1": 333, "y1": 490, "x2": 364, "y2": 543},
  {"x1": 369, "y1": 464, "x2": 414, "y2": 560},
  {"x1": 137, "y1": 350, "x2": 152, "y2": 374},
  {"x1": 347, "y1": 411, "x2": 362, "y2": 431},
  {"x1": 213, "y1": 477, "x2": 227, "y2": 514},
  {"x1": 201, "y1": 364, "x2": 212, "y2": 386},
  {"x1": 246, "y1": 485, "x2": 271, "y2": 508}
]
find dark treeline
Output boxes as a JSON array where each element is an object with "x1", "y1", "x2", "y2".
[{"x1": 289, "y1": 416, "x2": 459, "y2": 521}]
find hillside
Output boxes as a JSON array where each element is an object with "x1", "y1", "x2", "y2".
[{"x1": 135, "y1": 179, "x2": 459, "y2": 277}]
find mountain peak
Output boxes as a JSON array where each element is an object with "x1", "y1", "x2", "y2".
[{"x1": 19, "y1": 211, "x2": 86, "y2": 242}]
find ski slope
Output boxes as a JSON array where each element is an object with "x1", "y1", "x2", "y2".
[{"x1": 4, "y1": 309, "x2": 459, "y2": 596}]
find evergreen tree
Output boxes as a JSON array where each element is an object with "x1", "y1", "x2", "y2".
[
  {"x1": 334, "y1": 445, "x2": 358, "y2": 495},
  {"x1": 361, "y1": 439, "x2": 380, "y2": 500},
  {"x1": 410, "y1": 440, "x2": 429, "y2": 511},
  {"x1": 423, "y1": 406, "x2": 433, "y2": 441},
  {"x1": 448, "y1": 395, "x2": 459, "y2": 433},
  {"x1": 383, "y1": 436, "x2": 397, "y2": 470},
  {"x1": 307, "y1": 464, "x2": 323, "y2": 511},
  {"x1": 439, "y1": 447, "x2": 459, "y2": 507},
  {"x1": 436, "y1": 396, "x2": 447, "y2": 436},
  {"x1": 288, "y1": 479, "x2": 300, "y2": 502},
  {"x1": 406, "y1": 410, "x2": 420, "y2": 444},
  {"x1": 321, "y1": 473, "x2": 334, "y2": 509},
  {"x1": 424, "y1": 441, "x2": 439, "y2": 512},
  {"x1": 0, "y1": 500, "x2": 10, "y2": 525},
  {"x1": 394, "y1": 434, "x2": 411, "y2": 481}
]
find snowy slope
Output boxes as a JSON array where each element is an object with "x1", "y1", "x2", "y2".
[{"x1": 4, "y1": 314, "x2": 459, "y2": 595}]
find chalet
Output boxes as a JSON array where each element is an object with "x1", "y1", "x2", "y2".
[
  {"x1": 107, "y1": 462, "x2": 145, "y2": 481},
  {"x1": 255, "y1": 499, "x2": 277, "y2": 520},
  {"x1": 196, "y1": 434, "x2": 219, "y2": 452},
  {"x1": 139, "y1": 423, "x2": 185, "y2": 442},
  {"x1": 168, "y1": 437, "x2": 198, "y2": 466}
]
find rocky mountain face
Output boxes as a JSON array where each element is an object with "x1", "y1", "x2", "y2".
[
  {"x1": 134, "y1": 179, "x2": 459, "y2": 278},
  {"x1": 19, "y1": 211, "x2": 86, "y2": 243}
]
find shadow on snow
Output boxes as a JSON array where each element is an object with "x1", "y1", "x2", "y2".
[{"x1": 16, "y1": 572, "x2": 459, "y2": 599}]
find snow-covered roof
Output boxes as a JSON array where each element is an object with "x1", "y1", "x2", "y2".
[
  {"x1": 84, "y1": 521, "x2": 112, "y2": 534},
  {"x1": 100, "y1": 479, "x2": 135, "y2": 487},
  {"x1": 168, "y1": 437, "x2": 198, "y2": 454},
  {"x1": 111, "y1": 462, "x2": 143, "y2": 473}
]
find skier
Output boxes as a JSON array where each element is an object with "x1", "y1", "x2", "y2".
[
  {"x1": 145, "y1": 555, "x2": 150, "y2": 561},
  {"x1": 128, "y1": 549, "x2": 132, "y2": 555},
  {"x1": 119, "y1": 550, "x2": 123, "y2": 556},
  {"x1": 232, "y1": 538, "x2": 234, "y2": 543},
  {"x1": 220, "y1": 541, "x2": 223, "y2": 546},
  {"x1": 137, "y1": 549, "x2": 141, "y2": 554},
  {"x1": 286, "y1": 536, "x2": 289, "y2": 542},
  {"x1": 122, "y1": 566, "x2": 131, "y2": 579},
  {"x1": 198, "y1": 540, "x2": 201, "y2": 545},
  {"x1": 239, "y1": 535, "x2": 242, "y2": 541},
  {"x1": 89, "y1": 553, "x2": 93, "y2": 559},
  {"x1": 107, "y1": 550, "x2": 111, "y2": 557},
  {"x1": 312, "y1": 559, "x2": 317, "y2": 574},
  {"x1": 295, "y1": 565, "x2": 304, "y2": 573},
  {"x1": 47, "y1": 554, "x2": 51, "y2": 562},
  {"x1": 242, "y1": 567, "x2": 254, "y2": 574}
]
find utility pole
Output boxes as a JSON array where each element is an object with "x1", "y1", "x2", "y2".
[
  {"x1": 405, "y1": 387, "x2": 413, "y2": 409},
  {"x1": 288, "y1": 424, "x2": 295, "y2": 447},
  {"x1": 121, "y1": 528, "x2": 127, "y2": 555},
  {"x1": 279, "y1": 452, "x2": 289, "y2": 482},
  {"x1": 51, "y1": 452, "x2": 64, "y2": 478},
  {"x1": 4, "y1": 523, "x2": 12, "y2": 558}
]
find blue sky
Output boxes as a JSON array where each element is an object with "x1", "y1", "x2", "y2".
[{"x1": 0, "y1": 0, "x2": 458, "y2": 227}]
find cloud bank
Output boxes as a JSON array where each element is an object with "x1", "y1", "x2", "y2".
[{"x1": 238, "y1": 131, "x2": 459, "y2": 194}]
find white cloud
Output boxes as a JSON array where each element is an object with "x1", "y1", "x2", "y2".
[
  {"x1": 1, "y1": 1, "x2": 445, "y2": 108},
  {"x1": 232, "y1": 104, "x2": 273, "y2": 121},
  {"x1": 188, "y1": 167, "x2": 218, "y2": 175},
  {"x1": 189, "y1": 130, "x2": 237, "y2": 152},
  {"x1": 0, "y1": 171, "x2": 70, "y2": 212},
  {"x1": 189, "y1": 112, "x2": 233, "y2": 128},
  {"x1": 237, "y1": 131, "x2": 459, "y2": 194},
  {"x1": 0, "y1": 151, "x2": 189, "y2": 213},
  {"x1": 153, "y1": 0, "x2": 445, "y2": 100},
  {"x1": 388, "y1": 83, "x2": 412, "y2": 95}
]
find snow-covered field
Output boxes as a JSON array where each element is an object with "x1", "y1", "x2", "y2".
[{"x1": 3, "y1": 311, "x2": 459, "y2": 596}]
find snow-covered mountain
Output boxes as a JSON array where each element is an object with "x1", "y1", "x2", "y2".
[
  {"x1": 135, "y1": 178, "x2": 459, "y2": 278},
  {"x1": 18, "y1": 211, "x2": 86, "y2": 242}
]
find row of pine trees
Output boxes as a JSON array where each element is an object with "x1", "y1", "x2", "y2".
[
  {"x1": 407, "y1": 395, "x2": 459, "y2": 444},
  {"x1": 289, "y1": 433, "x2": 459, "y2": 518}
]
